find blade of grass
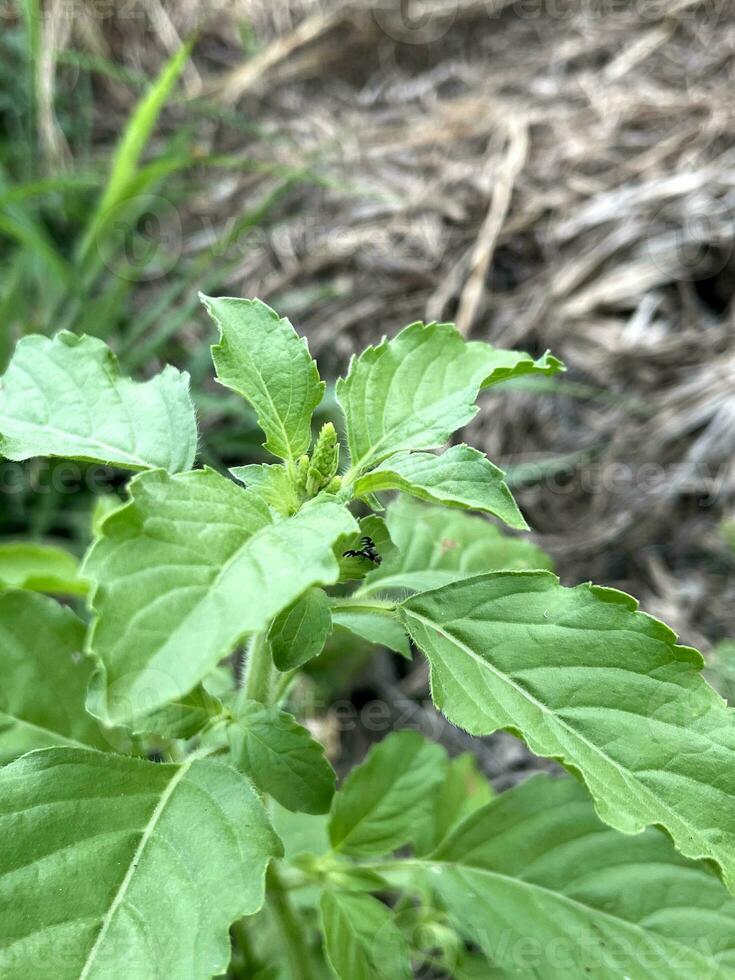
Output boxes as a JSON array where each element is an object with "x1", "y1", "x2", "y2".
[
  {"x1": 0, "y1": 174, "x2": 100, "y2": 208},
  {"x1": 76, "y1": 39, "x2": 193, "y2": 265},
  {"x1": 0, "y1": 212, "x2": 73, "y2": 288},
  {"x1": 19, "y1": 0, "x2": 40, "y2": 177}
]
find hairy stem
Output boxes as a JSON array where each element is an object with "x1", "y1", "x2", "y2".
[
  {"x1": 241, "y1": 631, "x2": 273, "y2": 705},
  {"x1": 266, "y1": 864, "x2": 316, "y2": 980}
]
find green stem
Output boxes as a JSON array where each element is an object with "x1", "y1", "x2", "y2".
[
  {"x1": 272, "y1": 669, "x2": 297, "y2": 705},
  {"x1": 241, "y1": 631, "x2": 273, "y2": 705},
  {"x1": 329, "y1": 597, "x2": 397, "y2": 616},
  {"x1": 266, "y1": 864, "x2": 316, "y2": 980}
]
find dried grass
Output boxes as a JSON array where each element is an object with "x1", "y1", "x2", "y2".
[{"x1": 36, "y1": 0, "x2": 735, "y2": 766}]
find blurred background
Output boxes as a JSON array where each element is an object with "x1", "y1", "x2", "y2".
[{"x1": 2, "y1": 0, "x2": 735, "y2": 778}]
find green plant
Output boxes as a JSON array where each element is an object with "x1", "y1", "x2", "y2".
[{"x1": 1, "y1": 297, "x2": 735, "y2": 979}]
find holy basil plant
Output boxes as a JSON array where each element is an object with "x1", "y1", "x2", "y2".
[{"x1": 1, "y1": 298, "x2": 735, "y2": 980}]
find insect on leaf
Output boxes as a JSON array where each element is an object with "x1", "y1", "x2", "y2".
[
  {"x1": 334, "y1": 515, "x2": 395, "y2": 583},
  {"x1": 83, "y1": 468, "x2": 357, "y2": 726},
  {"x1": 359, "y1": 497, "x2": 552, "y2": 596}
]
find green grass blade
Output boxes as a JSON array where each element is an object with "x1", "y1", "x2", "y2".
[{"x1": 77, "y1": 39, "x2": 192, "y2": 263}]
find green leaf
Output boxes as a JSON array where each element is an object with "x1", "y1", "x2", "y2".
[
  {"x1": 336, "y1": 321, "x2": 561, "y2": 474},
  {"x1": 131, "y1": 685, "x2": 224, "y2": 740},
  {"x1": 416, "y1": 752, "x2": 493, "y2": 855},
  {"x1": 0, "y1": 591, "x2": 109, "y2": 764},
  {"x1": 228, "y1": 700, "x2": 335, "y2": 814},
  {"x1": 0, "y1": 541, "x2": 87, "y2": 595},
  {"x1": 320, "y1": 891, "x2": 412, "y2": 980},
  {"x1": 0, "y1": 332, "x2": 197, "y2": 472},
  {"x1": 331, "y1": 607, "x2": 411, "y2": 659},
  {"x1": 478, "y1": 348, "x2": 564, "y2": 388},
  {"x1": 329, "y1": 731, "x2": 447, "y2": 856},
  {"x1": 204, "y1": 295, "x2": 324, "y2": 461},
  {"x1": 360, "y1": 497, "x2": 552, "y2": 596},
  {"x1": 420, "y1": 775, "x2": 735, "y2": 979},
  {"x1": 83, "y1": 468, "x2": 357, "y2": 726},
  {"x1": 230, "y1": 462, "x2": 300, "y2": 517},
  {"x1": 0, "y1": 748, "x2": 282, "y2": 978},
  {"x1": 400, "y1": 570, "x2": 735, "y2": 891},
  {"x1": 354, "y1": 445, "x2": 527, "y2": 530},
  {"x1": 268, "y1": 587, "x2": 332, "y2": 672}
]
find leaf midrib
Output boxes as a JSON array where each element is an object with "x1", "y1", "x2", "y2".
[
  {"x1": 218, "y1": 337, "x2": 297, "y2": 460},
  {"x1": 0, "y1": 411, "x2": 152, "y2": 469},
  {"x1": 78, "y1": 760, "x2": 190, "y2": 979}
]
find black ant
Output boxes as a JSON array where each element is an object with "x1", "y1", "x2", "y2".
[{"x1": 343, "y1": 535, "x2": 382, "y2": 565}]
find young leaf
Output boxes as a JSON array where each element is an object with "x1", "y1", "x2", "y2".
[
  {"x1": 230, "y1": 462, "x2": 301, "y2": 517},
  {"x1": 131, "y1": 685, "x2": 224, "y2": 740},
  {"x1": 331, "y1": 607, "x2": 411, "y2": 659},
  {"x1": 360, "y1": 497, "x2": 552, "y2": 596},
  {"x1": 0, "y1": 541, "x2": 87, "y2": 595},
  {"x1": 421, "y1": 775, "x2": 735, "y2": 979},
  {"x1": 320, "y1": 891, "x2": 412, "y2": 980},
  {"x1": 0, "y1": 748, "x2": 281, "y2": 978},
  {"x1": 354, "y1": 445, "x2": 527, "y2": 530},
  {"x1": 0, "y1": 332, "x2": 197, "y2": 472},
  {"x1": 0, "y1": 591, "x2": 108, "y2": 764},
  {"x1": 336, "y1": 321, "x2": 561, "y2": 474},
  {"x1": 228, "y1": 700, "x2": 335, "y2": 814},
  {"x1": 400, "y1": 570, "x2": 735, "y2": 891},
  {"x1": 83, "y1": 468, "x2": 358, "y2": 726},
  {"x1": 268, "y1": 587, "x2": 332, "y2": 672},
  {"x1": 204, "y1": 295, "x2": 324, "y2": 461},
  {"x1": 329, "y1": 730, "x2": 447, "y2": 856}
]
